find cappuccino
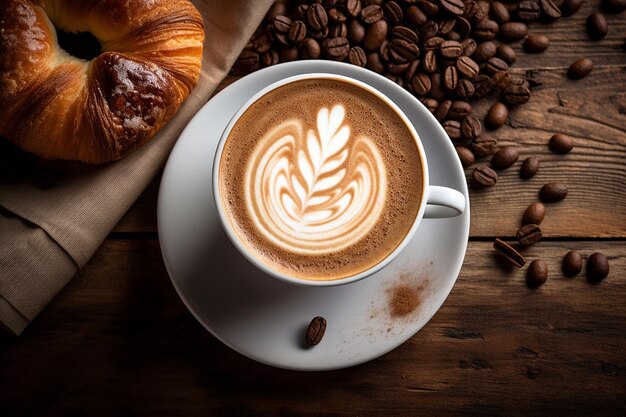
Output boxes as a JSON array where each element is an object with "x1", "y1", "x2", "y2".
[{"x1": 218, "y1": 78, "x2": 424, "y2": 280}]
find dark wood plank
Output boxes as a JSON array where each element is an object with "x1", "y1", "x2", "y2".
[{"x1": 2, "y1": 240, "x2": 623, "y2": 416}]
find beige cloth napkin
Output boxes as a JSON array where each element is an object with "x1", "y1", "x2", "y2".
[{"x1": 0, "y1": 0, "x2": 274, "y2": 335}]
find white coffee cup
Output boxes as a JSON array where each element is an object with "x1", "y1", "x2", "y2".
[{"x1": 213, "y1": 73, "x2": 466, "y2": 287}]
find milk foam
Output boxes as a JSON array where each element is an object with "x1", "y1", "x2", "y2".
[{"x1": 244, "y1": 104, "x2": 386, "y2": 254}]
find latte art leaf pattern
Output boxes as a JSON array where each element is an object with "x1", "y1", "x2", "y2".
[{"x1": 245, "y1": 104, "x2": 387, "y2": 254}]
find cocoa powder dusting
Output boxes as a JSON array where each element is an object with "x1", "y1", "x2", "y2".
[{"x1": 390, "y1": 284, "x2": 420, "y2": 317}]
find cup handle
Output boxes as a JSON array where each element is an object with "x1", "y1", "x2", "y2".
[{"x1": 423, "y1": 185, "x2": 466, "y2": 219}]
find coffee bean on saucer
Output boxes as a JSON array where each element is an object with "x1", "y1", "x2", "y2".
[
  {"x1": 562, "y1": 0, "x2": 584, "y2": 16},
  {"x1": 496, "y1": 44, "x2": 517, "y2": 65},
  {"x1": 473, "y1": 164, "x2": 498, "y2": 187},
  {"x1": 491, "y1": 146, "x2": 519, "y2": 170},
  {"x1": 306, "y1": 316, "x2": 327, "y2": 346},
  {"x1": 527, "y1": 260, "x2": 548, "y2": 287},
  {"x1": 472, "y1": 135, "x2": 499, "y2": 157},
  {"x1": 586, "y1": 13, "x2": 608, "y2": 40},
  {"x1": 520, "y1": 156, "x2": 540, "y2": 179},
  {"x1": 549, "y1": 133, "x2": 574, "y2": 154},
  {"x1": 523, "y1": 202, "x2": 546, "y2": 226},
  {"x1": 568, "y1": 58, "x2": 594, "y2": 79},
  {"x1": 455, "y1": 145, "x2": 475, "y2": 168},
  {"x1": 587, "y1": 252, "x2": 609, "y2": 282},
  {"x1": 485, "y1": 102, "x2": 509, "y2": 130},
  {"x1": 563, "y1": 250, "x2": 583, "y2": 277},
  {"x1": 524, "y1": 35, "x2": 550, "y2": 53},
  {"x1": 540, "y1": 183, "x2": 568, "y2": 202},
  {"x1": 602, "y1": 0, "x2": 626, "y2": 13},
  {"x1": 494, "y1": 238, "x2": 526, "y2": 268},
  {"x1": 500, "y1": 22, "x2": 528, "y2": 42},
  {"x1": 540, "y1": 0, "x2": 562, "y2": 19},
  {"x1": 517, "y1": 224, "x2": 542, "y2": 246}
]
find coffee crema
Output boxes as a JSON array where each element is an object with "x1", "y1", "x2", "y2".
[{"x1": 218, "y1": 79, "x2": 424, "y2": 281}]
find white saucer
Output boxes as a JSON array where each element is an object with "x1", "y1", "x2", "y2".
[{"x1": 158, "y1": 61, "x2": 470, "y2": 371}]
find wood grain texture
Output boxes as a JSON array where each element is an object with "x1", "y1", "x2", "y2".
[{"x1": 1, "y1": 240, "x2": 624, "y2": 417}]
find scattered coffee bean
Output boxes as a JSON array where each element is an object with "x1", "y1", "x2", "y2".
[
  {"x1": 456, "y1": 56, "x2": 479, "y2": 78},
  {"x1": 288, "y1": 21, "x2": 307, "y2": 43},
  {"x1": 587, "y1": 252, "x2": 609, "y2": 282},
  {"x1": 540, "y1": 183, "x2": 568, "y2": 202},
  {"x1": 490, "y1": 1, "x2": 510, "y2": 24},
  {"x1": 456, "y1": 79, "x2": 475, "y2": 99},
  {"x1": 523, "y1": 202, "x2": 546, "y2": 226},
  {"x1": 562, "y1": 250, "x2": 583, "y2": 277},
  {"x1": 568, "y1": 58, "x2": 594, "y2": 79},
  {"x1": 434, "y1": 99, "x2": 452, "y2": 121},
  {"x1": 325, "y1": 37, "x2": 350, "y2": 59},
  {"x1": 517, "y1": 1, "x2": 541, "y2": 20},
  {"x1": 485, "y1": 102, "x2": 509, "y2": 130},
  {"x1": 562, "y1": 0, "x2": 585, "y2": 16},
  {"x1": 517, "y1": 224, "x2": 542, "y2": 246},
  {"x1": 524, "y1": 35, "x2": 550, "y2": 53},
  {"x1": 473, "y1": 41, "x2": 497, "y2": 63},
  {"x1": 473, "y1": 19, "x2": 499, "y2": 42},
  {"x1": 496, "y1": 44, "x2": 517, "y2": 65},
  {"x1": 348, "y1": 19, "x2": 366, "y2": 43},
  {"x1": 363, "y1": 19, "x2": 388, "y2": 51},
  {"x1": 472, "y1": 75, "x2": 493, "y2": 97},
  {"x1": 440, "y1": 40, "x2": 464, "y2": 58},
  {"x1": 443, "y1": 66, "x2": 459, "y2": 90},
  {"x1": 412, "y1": 73, "x2": 432, "y2": 95},
  {"x1": 345, "y1": 0, "x2": 362, "y2": 18},
  {"x1": 280, "y1": 45, "x2": 298, "y2": 62},
  {"x1": 473, "y1": 164, "x2": 498, "y2": 187},
  {"x1": 440, "y1": 0, "x2": 465, "y2": 16},
  {"x1": 306, "y1": 316, "x2": 327, "y2": 346},
  {"x1": 520, "y1": 156, "x2": 540, "y2": 179},
  {"x1": 527, "y1": 260, "x2": 548, "y2": 287},
  {"x1": 301, "y1": 38, "x2": 321, "y2": 59},
  {"x1": 492, "y1": 71, "x2": 511, "y2": 92},
  {"x1": 266, "y1": 2, "x2": 287, "y2": 23},
  {"x1": 549, "y1": 133, "x2": 574, "y2": 154},
  {"x1": 602, "y1": 0, "x2": 626, "y2": 13},
  {"x1": 455, "y1": 145, "x2": 475, "y2": 168},
  {"x1": 418, "y1": 1, "x2": 438, "y2": 18},
  {"x1": 461, "y1": 115, "x2": 482, "y2": 140},
  {"x1": 540, "y1": 0, "x2": 562, "y2": 19},
  {"x1": 485, "y1": 57, "x2": 508, "y2": 75},
  {"x1": 361, "y1": 4, "x2": 384, "y2": 24},
  {"x1": 505, "y1": 82, "x2": 531, "y2": 105},
  {"x1": 443, "y1": 120, "x2": 462, "y2": 140},
  {"x1": 472, "y1": 135, "x2": 499, "y2": 157},
  {"x1": 366, "y1": 52, "x2": 385, "y2": 73},
  {"x1": 348, "y1": 46, "x2": 366, "y2": 67},
  {"x1": 500, "y1": 22, "x2": 528, "y2": 42},
  {"x1": 491, "y1": 146, "x2": 519, "y2": 170},
  {"x1": 586, "y1": 13, "x2": 609, "y2": 40},
  {"x1": 392, "y1": 26, "x2": 418, "y2": 44},
  {"x1": 448, "y1": 100, "x2": 472, "y2": 120},
  {"x1": 328, "y1": 8, "x2": 347, "y2": 24},
  {"x1": 273, "y1": 15, "x2": 293, "y2": 33},
  {"x1": 461, "y1": 38, "x2": 477, "y2": 56},
  {"x1": 383, "y1": 1, "x2": 403, "y2": 25},
  {"x1": 494, "y1": 238, "x2": 526, "y2": 268},
  {"x1": 307, "y1": 4, "x2": 329, "y2": 31}
]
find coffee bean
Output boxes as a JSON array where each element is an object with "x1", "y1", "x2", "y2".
[
  {"x1": 587, "y1": 252, "x2": 609, "y2": 282},
  {"x1": 348, "y1": 19, "x2": 366, "y2": 43},
  {"x1": 494, "y1": 238, "x2": 526, "y2": 268},
  {"x1": 486, "y1": 57, "x2": 508, "y2": 75},
  {"x1": 383, "y1": 1, "x2": 403, "y2": 25},
  {"x1": 443, "y1": 66, "x2": 459, "y2": 90},
  {"x1": 472, "y1": 74, "x2": 493, "y2": 97},
  {"x1": 561, "y1": 0, "x2": 584, "y2": 16},
  {"x1": 461, "y1": 115, "x2": 482, "y2": 140},
  {"x1": 417, "y1": 0, "x2": 439, "y2": 17},
  {"x1": 434, "y1": 99, "x2": 452, "y2": 121},
  {"x1": 363, "y1": 19, "x2": 388, "y2": 51},
  {"x1": 423, "y1": 50, "x2": 438, "y2": 72},
  {"x1": 524, "y1": 35, "x2": 550, "y2": 53},
  {"x1": 456, "y1": 79, "x2": 475, "y2": 99},
  {"x1": 500, "y1": 22, "x2": 528, "y2": 42},
  {"x1": 300, "y1": 38, "x2": 321, "y2": 59},
  {"x1": 266, "y1": 2, "x2": 287, "y2": 23},
  {"x1": 361, "y1": 4, "x2": 384, "y2": 23},
  {"x1": 440, "y1": 0, "x2": 465, "y2": 16},
  {"x1": 443, "y1": 120, "x2": 462, "y2": 140},
  {"x1": 366, "y1": 52, "x2": 385, "y2": 73},
  {"x1": 472, "y1": 135, "x2": 499, "y2": 157},
  {"x1": 288, "y1": 21, "x2": 307, "y2": 43},
  {"x1": 328, "y1": 8, "x2": 346, "y2": 24},
  {"x1": 307, "y1": 4, "x2": 328, "y2": 31},
  {"x1": 456, "y1": 145, "x2": 475, "y2": 167},
  {"x1": 232, "y1": 49, "x2": 259, "y2": 74},
  {"x1": 490, "y1": 1, "x2": 510, "y2": 24},
  {"x1": 326, "y1": 37, "x2": 350, "y2": 59},
  {"x1": 473, "y1": 41, "x2": 497, "y2": 63},
  {"x1": 429, "y1": 73, "x2": 447, "y2": 100},
  {"x1": 390, "y1": 39, "x2": 420, "y2": 61},
  {"x1": 421, "y1": 21, "x2": 439, "y2": 40},
  {"x1": 439, "y1": 40, "x2": 463, "y2": 58},
  {"x1": 461, "y1": 38, "x2": 477, "y2": 56},
  {"x1": 473, "y1": 19, "x2": 499, "y2": 42},
  {"x1": 517, "y1": 224, "x2": 542, "y2": 246},
  {"x1": 423, "y1": 98, "x2": 439, "y2": 113},
  {"x1": 279, "y1": 45, "x2": 298, "y2": 62},
  {"x1": 345, "y1": 0, "x2": 362, "y2": 18},
  {"x1": 389, "y1": 61, "x2": 410, "y2": 75},
  {"x1": 448, "y1": 101, "x2": 473, "y2": 120},
  {"x1": 540, "y1": 183, "x2": 568, "y2": 202},
  {"x1": 457, "y1": 56, "x2": 479, "y2": 78},
  {"x1": 568, "y1": 58, "x2": 594, "y2": 79},
  {"x1": 273, "y1": 15, "x2": 293, "y2": 33},
  {"x1": 424, "y1": 36, "x2": 445, "y2": 51},
  {"x1": 253, "y1": 33, "x2": 272, "y2": 53},
  {"x1": 562, "y1": 250, "x2": 582, "y2": 277},
  {"x1": 455, "y1": 17, "x2": 472, "y2": 38},
  {"x1": 306, "y1": 316, "x2": 327, "y2": 346},
  {"x1": 485, "y1": 102, "x2": 509, "y2": 130},
  {"x1": 549, "y1": 133, "x2": 574, "y2": 154},
  {"x1": 540, "y1": 0, "x2": 562, "y2": 19},
  {"x1": 523, "y1": 202, "x2": 546, "y2": 225},
  {"x1": 412, "y1": 73, "x2": 432, "y2": 95},
  {"x1": 496, "y1": 44, "x2": 517, "y2": 65},
  {"x1": 473, "y1": 164, "x2": 498, "y2": 187},
  {"x1": 520, "y1": 156, "x2": 540, "y2": 179},
  {"x1": 309, "y1": 26, "x2": 329, "y2": 41},
  {"x1": 406, "y1": 5, "x2": 428, "y2": 26},
  {"x1": 587, "y1": 13, "x2": 608, "y2": 40},
  {"x1": 392, "y1": 26, "x2": 419, "y2": 45},
  {"x1": 517, "y1": 1, "x2": 541, "y2": 20},
  {"x1": 260, "y1": 49, "x2": 279, "y2": 67},
  {"x1": 331, "y1": 23, "x2": 349, "y2": 39},
  {"x1": 491, "y1": 146, "x2": 519, "y2": 169},
  {"x1": 602, "y1": 0, "x2": 626, "y2": 13},
  {"x1": 348, "y1": 46, "x2": 366, "y2": 67},
  {"x1": 527, "y1": 260, "x2": 548, "y2": 287},
  {"x1": 504, "y1": 83, "x2": 531, "y2": 105},
  {"x1": 294, "y1": 4, "x2": 309, "y2": 21},
  {"x1": 492, "y1": 71, "x2": 511, "y2": 92},
  {"x1": 439, "y1": 18, "x2": 458, "y2": 36}
]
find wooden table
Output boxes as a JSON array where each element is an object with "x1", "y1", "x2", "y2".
[{"x1": 2, "y1": 3, "x2": 625, "y2": 416}]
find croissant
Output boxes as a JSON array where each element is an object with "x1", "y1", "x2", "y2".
[{"x1": 0, "y1": 0, "x2": 204, "y2": 164}]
